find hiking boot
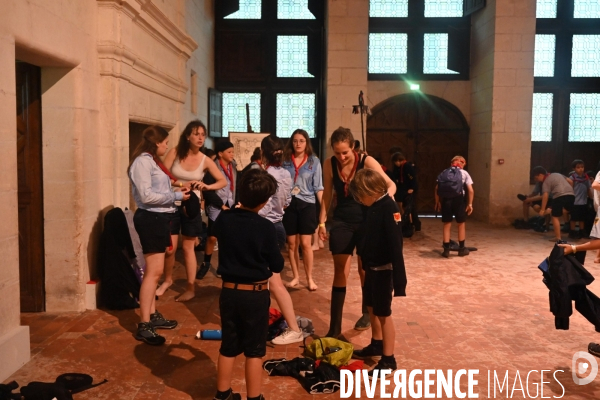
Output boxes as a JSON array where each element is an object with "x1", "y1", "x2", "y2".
[
  {"x1": 271, "y1": 328, "x2": 304, "y2": 345},
  {"x1": 135, "y1": 322, "x2": 165, "y2": 345},
  {"x1": 150, "y1": 311, "x2": 178, "y2": 329},
  {"x1": 589, "y1": 343, "x2": 600, "y2": 358},
  {"x1": 442, "y1": 247, "x2": 450, "y2": 258},
  {"x1": 196, "y1": 262, "x2": 211, "y2": 280},
  {"x1": 353, "y1": 343, "x2": 383, "y2": 360},
  {"x1": 368, "y1": 358, "x2": 398, "y2": 377},
  {"x1": 212, "y1": 390, "x2": 242, "y2": 400},
  {"x1": 458, "y1": 247, "x2": 470, "y2": 257}
]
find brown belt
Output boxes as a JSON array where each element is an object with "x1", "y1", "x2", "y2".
[{"x1": 222, "y1": 281, "x2": 269, "y2": 291}]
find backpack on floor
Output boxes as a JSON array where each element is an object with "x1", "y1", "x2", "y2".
[
  {"x1": 437, "y1": 167, "x2": 463, "y2": 198},
  {"x1": 303, "y1": 337, "x2": 353, "y2": 367}
]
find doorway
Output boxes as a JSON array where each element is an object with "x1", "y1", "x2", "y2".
[
  {"x1": 366, "y1": 93, "x2": 469, "y2": 213},
  {"x1": 16, "y1": 61, "x2": 45, "y2": 312}
]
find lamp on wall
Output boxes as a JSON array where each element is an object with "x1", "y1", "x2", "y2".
[{"x1": 352, "y1": 91, "x2": 370, "y2": 149}]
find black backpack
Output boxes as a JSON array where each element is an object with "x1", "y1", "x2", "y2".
[{"x1": 437, "y1": 167, "x2": 464, "y2": 198}]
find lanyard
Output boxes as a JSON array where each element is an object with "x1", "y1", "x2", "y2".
[
  {"x1": 219, "y1": 159, "x2": 234, "y2": 191},
  {"x1": 337, "y1": 152, "x2": 359, "y2": 197},
  {"x1": 291, "y1": 153, "x2": 308, "y2": 184}
]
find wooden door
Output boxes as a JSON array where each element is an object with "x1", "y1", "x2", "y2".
[
  {"x1": 16, "y1": 61, "x2": 45, "y2": 312},
  {"x1": 367, "y1": 93, "x2": 469, "y2": 213}
]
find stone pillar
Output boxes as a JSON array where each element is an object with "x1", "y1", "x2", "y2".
[
  {"x1": 469, "y1": 0, "x2": 536, "y2": 224},
  {"x1": 0, "y1": 34, "x2": 30, "y2": 381},
  {"x1": 325, "y1": 0, "x2": 369, "y2": 156}
]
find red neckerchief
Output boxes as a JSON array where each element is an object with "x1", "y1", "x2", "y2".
[
  {"x1": 451, "y1": 163, "x2": 463, "y2": 169},
  {"x1": 337, "y1": 152, "x2": 359, "y2": 196},
  {"x1": 219, "y1": 159, "x2": 234, "y2": 191},
  {"x1": 542, "y1": 173, "x2": 550, "y2": 182},
  {"x1": 291, "y1": 153, "x2": 308, "y2": 184},
  {"x1": 146, "y1": 153, "x2": 177, "y2": 181}
]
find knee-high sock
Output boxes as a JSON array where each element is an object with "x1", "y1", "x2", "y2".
[{"x1": 326, "y1": 286, "x2": 346, "y2": 337}]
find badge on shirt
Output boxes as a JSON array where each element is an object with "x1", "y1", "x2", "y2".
[
  {"x1": 291, "y1": 186, "x2": 301, "y2": 196},
  {"x1": 393, "y1": 212, "x2": 401, "y2": 224}
]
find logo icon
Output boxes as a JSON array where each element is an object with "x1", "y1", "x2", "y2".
[{"x1": 572, "y1": 351, "x2": 598, "y2": 385}]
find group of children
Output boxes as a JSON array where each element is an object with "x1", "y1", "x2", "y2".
[
  {"x1": 519, "y1": 160, "x2": 597, "y2": 243},
  {"x1": 127, "y1": 121, "x2": 499, "y2": 398}
]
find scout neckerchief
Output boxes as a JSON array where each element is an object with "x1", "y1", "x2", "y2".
[
  {"x1": 337, "y1": 151, "x2": 359, "y2": 197},
  {"x1": 291, "y1": 153, "x2": 308, "y2": 184},
  {"x1": 145, "y1": 153, "x2": 177, "y2": 181},
  {"x1": 219, "y1": 159, "x2": 234, "y2": 191}
]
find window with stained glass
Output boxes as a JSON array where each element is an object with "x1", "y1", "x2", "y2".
[
  {"x1": 277, "y1": 36, "x2": 314, "y2": 78},
  {"x1": 278, "y1": 0, "x2": 315, "y2": 19},
  {"x1": 574, "y1": 0, "x2": 600, "y2": 19},
  {"x1": 536, "y1": 0, "x2": 557, "y2": 18},
  {"x1": 534, "y1": 34, "x2": 556, "y2": 77},
  {"x1": 571, "y1": 35, "x2": 600, "y2": 77},
  {"x1": 423, "y1": 34, "x2": 459, "y2": 74},
  {"x1": 222, "y1": 93, "x2": 261, "y2": 135},
  {"x1": 224, "y1": 0, "x2": 261, "y2": 19},
  {"x1": 369, "y1": 0, "x2": 408, "y2": 17},
  {"x1": 276, "y1": 93, "x2": 315, "y2": 138},
  {"x1": 531, "y1": 93, "x2": 554, "y2": 142},
  {"x1": 424, "y1": 0, "x2": 463, "y2": 17},
  {"x1": 569, "y1": 93, "x2": 600, "y2": 142},
  {"x1": 368, "y1": 33, "x2": 408, "y2": 74}
]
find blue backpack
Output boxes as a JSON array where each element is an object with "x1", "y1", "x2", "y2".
[{"x1": 437, "y1": 167, "x2": 464, "y2": 198}]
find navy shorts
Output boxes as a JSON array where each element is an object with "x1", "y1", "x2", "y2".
[
  {"x1": 219, "y1": 288, "x2": 270, "y2": 358},
  {"x1": 134, "y1": 209, "x2": 178, "y2": 254},
  {"x1": 282, "y1": 197, "x2": 318, "y2": 236},
  {"x1": 329, "y1": 220, "x2": 364, "y2": 255},
  {"x1": 363, "y1": 267, "x2": 393, "y2": 317},
  {"x1": 177, "y1": 205, "x2": 202, "y2": 237},
  {"x1": 551, "y1": 195, "x2": 574, "y2": 217},
  {"x1": 441, "y1": 196, "x2": 467, "y2": 223}
]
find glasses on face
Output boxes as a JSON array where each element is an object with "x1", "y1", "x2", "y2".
[{"x1": 293, "y1": 140, "x2": 306, "y2": 144}]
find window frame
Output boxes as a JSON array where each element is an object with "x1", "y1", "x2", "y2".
[
  {"x1": 215, "y1": 0, "x2": 325, "y2": 151},
  {"x1": 368, "y1": 1, "x2": 471, "y2": 81}
]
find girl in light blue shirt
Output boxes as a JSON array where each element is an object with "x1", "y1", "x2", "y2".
[{"x1": 282, "y1": 129, "x2": 324, "y2": 291}]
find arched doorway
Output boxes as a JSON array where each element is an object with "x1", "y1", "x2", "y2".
[{"x1": 367, "y1": 93, "x2": 469, "y2": 213}]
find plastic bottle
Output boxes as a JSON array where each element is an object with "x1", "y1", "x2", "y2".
[{"x1": 198, "y1": 329, "x2": 222, "y2": 340}]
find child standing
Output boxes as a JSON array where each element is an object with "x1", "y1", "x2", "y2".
[
  {"x1": 389, "y1": 152, "x2": 421, "y2": 232},
  {"x1": 201, "y1": 140, "x2": 237, "y2": 278},
  {"x1": 212, "y1": 169, "x2": 282, "y2": 400},
  {"x1": 569, "y1": 159, "x2": 592, "y2": 239},
  {"x1": 435, "y1": 155, "x2": 474, "y2": 257},
  {"x1": 349, "y1": 168, "x2": 407, "y2": 375}
]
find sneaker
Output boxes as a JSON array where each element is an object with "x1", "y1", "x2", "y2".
[
  {"x1": 272, "y1": 328, "x2": 304, "y2": 345},
  {"x1": 442, "y1": 248, "x2": 450, "y2": 258},
  {"x1": 568, "y1": 230, "x2": 579, "y2": 239},
  {"x1": 135, "y1": 322, "x2": 165, "y2": 345},
  {"x1": 458, "y1": 247, "x2": 470, "y2": 257},
  {"x1": 150, "y1": 311, "x2": 178, "y2": 330},
  {"x1": 212, "y1": 390, "x2": 242, "y2": 400},
  {"x1": 196, "y1": 262, "x2": 211, "y2": 280},
  {"x1": 517, "y1": 194, "x2": 527, "y2": 201},
  {"x1": 589, "y1": 342, "x2": 600, "y2": 358},
  {"x1": 353, "y1": 343, "x2": 383, "y2": 360},
  {"x1": 368, "y1": 358, "x2": 398, "y2": 377},
  {"x1": 561, "y1": 224, "x2": 570, "y2": 233}
]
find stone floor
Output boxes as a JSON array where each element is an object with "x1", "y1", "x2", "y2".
[{"x1": 5, "y1": 218, "x2": 600, "y2": 399}]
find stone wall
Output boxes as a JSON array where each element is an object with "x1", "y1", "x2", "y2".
[
  {"x1": 0, "y1": 0, "x2": 213, "y2": 380},
  {"x1": 469, "y1": 0, "x2": 536, "y2": 224}
]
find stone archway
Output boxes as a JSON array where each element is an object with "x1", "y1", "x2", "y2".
[{"x1": 367, "y1": 93, "x2": 469, "y2": 213}]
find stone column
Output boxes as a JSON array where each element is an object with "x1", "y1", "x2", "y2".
[
  {"x1": 0, "y1": 34, "x2": 30, "y2": 381},
  {"x1": 469, "y1": 0, "x2": 536, "y2": 224},
  {"x1": 325, "y1": 0, "x2": 369, "y2": 156}
]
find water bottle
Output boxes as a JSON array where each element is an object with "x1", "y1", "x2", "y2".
[{"x1": 197, "y1": 329, "x2": 222, "y2": 340}]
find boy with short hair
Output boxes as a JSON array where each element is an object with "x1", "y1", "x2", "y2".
[
  {"x1": 212, "y1": 169, "x2": 282, "y2": 400},
  {"x1": 569, "y1": 159, "x2": 592, "y2": 239},
  {"x1": 435, "y1": 156, "x2": 474, "y2": 258},
  {"x1": 390, "y1": 152, "x2": 421, "y2": 231},
  {"x1": 532, "y1": 166, "x2": 575, "y2": 242}
]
